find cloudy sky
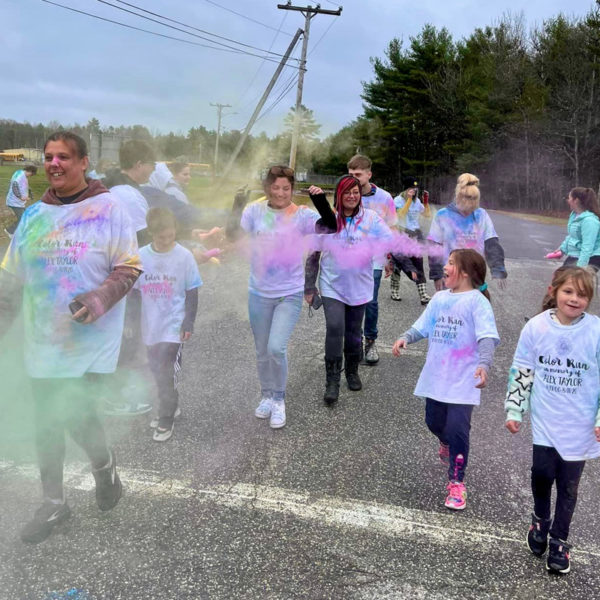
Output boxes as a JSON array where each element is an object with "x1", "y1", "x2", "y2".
[{"x1": 2, "y1": 0, "x2": 595, "y2": 139}]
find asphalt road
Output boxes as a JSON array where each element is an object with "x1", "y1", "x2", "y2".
[{"x1": 1, "y1": 212, "x2": 599, "y2": 600}]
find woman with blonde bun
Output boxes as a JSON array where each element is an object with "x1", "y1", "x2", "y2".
[{"x1": 427, "y1": 173, "x2": 507, "y2": 291}]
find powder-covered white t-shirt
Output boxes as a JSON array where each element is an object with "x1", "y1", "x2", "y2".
[
  {"x1": 512, "y1": 311, "x2": 600, "y2": 461},
  {"x1": 110, "y1": 184, "x2": 149, "y2": 232},
  {"x1": 6, "y1": 170, "x2": 29, "y2": 208},
  {"x1": 394, "y1": 195, "x2": 424, "y2": 232},
  {"x1": 240, "y1": 200, "x2": 319, "y2": 298},
  {"x1": 412, "y1": 289, "x2": 499, "y2": 405},
  {"x1": 134, "y1": 243, "x2": 202, "y2": 346},
  {"x1": 362, "y1": 185, "x2": 397, "y2": 270},
  {"x1": 427, "y1": 206, "x2": 497, "y2": 264},
  {"x1": 318, "y1": 208, "x2": 394, "y2": 305},
  {"x1": 1, "y1": 193, "x2": 141, "y2": 378}
]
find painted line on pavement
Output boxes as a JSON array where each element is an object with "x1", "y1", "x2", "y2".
[{"x1": 1, "y1": 460, "x2": 599, "y2": 562}]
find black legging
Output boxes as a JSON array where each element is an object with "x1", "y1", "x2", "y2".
[
  {"x1": 32, "y1": 376, "x2": 111, "y2": 501},
  {"x1": 322, "y1": 296, "x2": 366, "y2": 359}
]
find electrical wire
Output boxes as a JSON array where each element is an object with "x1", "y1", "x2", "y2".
[
  {"x1": 39, "y1": 0, "x2": 299, "y2": 66},
  {"x1": 256, "y1": 73, "x2": 299, "y2": 122},
  {"x1": 111, "y1": 0, "x2": 294, "y2": 59},
  {"x1": 201, "y1": 0, "x2": 295, "y2": 36}
]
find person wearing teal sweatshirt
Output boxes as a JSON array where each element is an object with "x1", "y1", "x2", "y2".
[{"x1": 548, "y1": 188, "x2": 600, "y2": 270}]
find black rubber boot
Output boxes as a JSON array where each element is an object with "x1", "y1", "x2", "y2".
[
  {"x1": 324, "y1": 358, "x2": 342, "y2": 405},
  {"x1": 344, "y1": 352, "x2": 362, "y2": 391}
]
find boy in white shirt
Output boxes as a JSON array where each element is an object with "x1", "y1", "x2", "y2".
[{"x1": 133, "y1": 207, "x2": 202, "y2": 441}]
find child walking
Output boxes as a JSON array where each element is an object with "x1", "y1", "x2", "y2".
[
  {"x1": 133, "y1": 207, "x2": 202, "y2": 441},
  {"x1": 393, "y1": 249, "x2": 499, "y2": 509},
  {"x1": 505, "y1": 266, "x2": 600, "y2": 574}
]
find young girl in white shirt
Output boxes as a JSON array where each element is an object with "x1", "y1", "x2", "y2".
[
  {"x1": 505, "y1": 266, "x2": 600, "y2": 575},
  {"x1": 393, "y1": 249, "x2": 499, "y2": 510}
]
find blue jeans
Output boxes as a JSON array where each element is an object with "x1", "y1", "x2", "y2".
[
  {"x1": 248, "y1": 291, "x2": 303, "y2": 401},
  {"x1": 425, "y1": 398, "x2": 473, "y2": 482},
  {"x1": 363, "y1": 269, "x2": 382, "y2": 340}
]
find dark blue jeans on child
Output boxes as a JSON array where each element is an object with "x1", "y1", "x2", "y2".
[{"x1": 425, "y1": 398, "x2": 473, "y2": 482}]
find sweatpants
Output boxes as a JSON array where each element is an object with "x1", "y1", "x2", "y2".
[
  {"x1": 32, "y1": 376, "x2": 111, "y2": 502},
  {"x1": 322, "y1": 296, "x2": 366, "y2": 359},
  {"x1": 425, "y1": 398, "x2": 474, "y2": 482},
  {"x1": 531, "y1": 445, "x2": 586, "y2": 541},
  {"x1": 147, "y1": 342, "x2": 182, "y2": 425}
]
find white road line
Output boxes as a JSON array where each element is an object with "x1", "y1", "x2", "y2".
[{"x1": 2, "y1": 460, "x2": 599, "y2": 562}]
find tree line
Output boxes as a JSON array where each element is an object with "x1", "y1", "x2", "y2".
[{"x1": 313, "y1": 5, "x2": 600, "y2": 212}]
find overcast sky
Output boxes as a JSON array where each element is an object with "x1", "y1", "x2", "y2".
[{"x1": 2, "y1": 0, "x2": 596, "y2": 139}]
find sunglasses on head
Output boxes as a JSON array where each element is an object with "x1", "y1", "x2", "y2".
[{"x1": 268, "y1": 166, "x2": 294, "y2": 177}]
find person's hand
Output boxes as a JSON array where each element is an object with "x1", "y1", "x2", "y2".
[
  {"x1": 411, "y1": 271, "x2": 418, "y2": 281},
  {"x1": 506, "y1": 420, "x2": 521, "y2": 434},
  {"x1": 181, "y1": 330, "x2": 192, "y2": 342},
  {"x1": 71, "y1": 305, "x2": 93, "y2": 324},
  {"x1": 545, "y1": 249, "x2": 563, "y2": 259},
  {"x1": 392, "y1": 338, "x2": 407, "y2": 356},
  {"x1": 493, "y1": 277, "x2": 507, "y2": 291},
  {"x1": 384, "y1": 261, "x2": 394, "y2": 278},
  {"x1": 422, "y1": 190, "x2": 429, "y2": 205},
  {"x1": 304, "y1": 293, "x2": 314, "y2": 305},
  {"x1": 474, "y1": 367, "x2": 488, "y2": 388},
  {"x1": 434, "y1": 278, "x2": 445, "y2": 292},
  {"x1": 308, "y1": 185, "x2": 323, "y2": 195},
  {"x1": 595, "y1": 426, "x2": 600, "y2": 442}
]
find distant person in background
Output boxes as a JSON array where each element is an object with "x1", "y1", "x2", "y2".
[
  {"x1": 347, "y1": 154, "x2": 397, "y2": 365},
  {"x1": 88, "y1": 158, "x2": 112, "y2": 180},
  {"x1": 0, "y1": 131, "x2": 141, "y2": 543},
  {"x1": 165, "y1": 162, "x2": 191, "y2": 204},
  {"x1": 103, "y1": 140, "x2": 156, "y2": 247},
  {"x1": 4, "y1": 164, "x2": 37, "y2": 237},
  {"x1": 545, "y1": 187, "x2": 600, "y2": 271},
  {"x1": 390, "y1": 176, "x2": 431, "y2": 305},
  {"x1": 427, "y1": 173, "x2": 507, "y2": 291}
]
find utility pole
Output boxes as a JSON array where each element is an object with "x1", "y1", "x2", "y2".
[
  {"x1": 277, "y1": 2, "x2": 342, "y2": 171},
  {"x1": 220, "y1": 28, "x2": 303, "y2": 181},
  {"x1": 211, "y1": 102, "x2": 232, "y2": 178}
]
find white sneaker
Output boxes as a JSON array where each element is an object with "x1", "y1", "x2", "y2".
[
  {"x1": 254, "y1": 397, "x2": 273, "y2": 419},
  {"x1": 269, "y1": 400, "x2": 286, "y2": 429},
  {"x1": 150, "y1": 406, "x2": 181, "y2": 428}
]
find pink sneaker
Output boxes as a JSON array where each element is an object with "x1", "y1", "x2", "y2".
[
  {"x1": 438, "y1": 442, "x2": 450, "y2": 465},
  {"x1": 445, "y1": 481, "x2": 467, "y2": 510}
]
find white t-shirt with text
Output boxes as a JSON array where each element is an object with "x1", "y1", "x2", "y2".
[
  {"x1": 134, "y1": 243, "x2": 202, "y2": 346},
  {"x1": 512, "y1": 311, "x2": 600, "y2": 461},
  {"x1": 412, "y1": 289, "x2": 499, "y2": 405}
]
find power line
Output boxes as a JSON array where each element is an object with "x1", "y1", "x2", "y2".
[
  {"x1": 202, "y1": 0, "x2": 294, "y2": 36},
  {"x1": 111, "y1": 0, "x2": 295, "y2": 59},
  {"x1": 256, "y1": 73, "x2": 299, "y2": 122},
  {"x1": 309, "y1": 18, "x2": 337, "y2": 56},
  {"x1": 39, "y1": 0, "x2": 299, "y2": 66},
  {"x1": 234, "y1": 12, "x2": 290, "y2": 110}
]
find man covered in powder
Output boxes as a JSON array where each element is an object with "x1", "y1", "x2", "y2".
[
  {"x1": 347, "y1": 154, "x2": 397, "y2": 365},
  {"x1": 0, "y1": 131, "x2": 142, "y2": 544}
]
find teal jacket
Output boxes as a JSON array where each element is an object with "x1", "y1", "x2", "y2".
[{"x1": 560, "y1": 210, "x2": 600, "y2": 266}]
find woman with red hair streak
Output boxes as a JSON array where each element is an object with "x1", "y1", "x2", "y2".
[{"x1": 305, "y1": 176, "x2": 395, "y2": 405}]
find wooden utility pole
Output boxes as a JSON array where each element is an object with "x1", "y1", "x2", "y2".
[
  {"x1": 220, "y1": 28, "x2": 303, "y2": 181},
  {"x1": 277, "y1": 2, "x2": 342, "y2": 171},
  {"x1": 210, "y1": 102, "x2": 232, "y2": 177}
]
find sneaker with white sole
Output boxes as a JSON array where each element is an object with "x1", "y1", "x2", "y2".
[
  {"x1": 269, "y1": 400, "x2": 286, "y2": 429},
  {"x1": 445, "y1": 481, "x2": 467, "y2": 510},
  {"x1": 150, "y1": 406, "x2": 181, "y2": 428},
  {"x1": 255, "y1": 397, "x2": 273, "y2": 419},
  {"x1": 104, "y1": 401, "x2": 152, "y2": 416},
  {"x1": 20, "y1": 501, "x2": 71, "y2": 544},
  {"x1": 153, "y1": 420, "x2": 174, "y2": 442},
  {"x1": 364, "y1": 339, "x2": 379, "y2": 364}
]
